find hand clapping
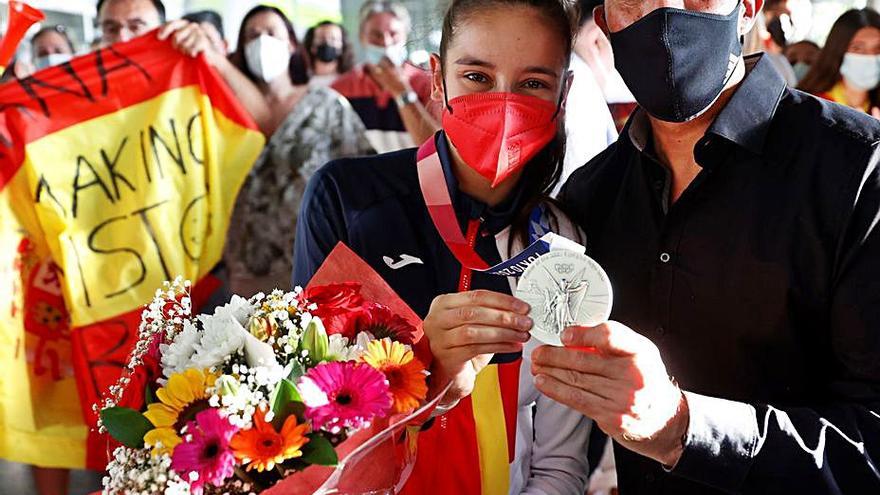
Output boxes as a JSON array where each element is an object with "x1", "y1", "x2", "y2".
[{"x1": 365, "y1": 57, "x2": 410, "y2": 98}]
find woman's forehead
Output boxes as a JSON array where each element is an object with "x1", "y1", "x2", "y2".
[{"x1": 447, "y1": 7, "x2": 568, "y2": 65}]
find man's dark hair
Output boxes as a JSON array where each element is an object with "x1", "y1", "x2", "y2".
[
  {"x1": 96, "y1": 0, "x2": 166, "y2": 23},
  {"x1": 182, "y1": 10, "x2": 223, "y2": 37}
]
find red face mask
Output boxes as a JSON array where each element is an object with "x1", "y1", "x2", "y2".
[{"x1": 441, "y1": 92, "x2": 560, "y2": 187}]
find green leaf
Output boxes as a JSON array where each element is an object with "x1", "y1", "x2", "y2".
[
  {"x1": 301, "y1": 433, "x2": 338, "y2": 466},
  {"x1": 285, "y1": 360, "x2": 306, "y2": 382},
  {"x1": 270, "y1": 379, "x2": 304, "y2": 430},
  {"x1": 144, "y1": 385, "x2": 156, "y2": 406},
  {"x1": 271, "y1": 379, "x2": 303, "y2": 411},
  {"x1": 100, "y1": 406, "x2": 153, "y2": 448}
]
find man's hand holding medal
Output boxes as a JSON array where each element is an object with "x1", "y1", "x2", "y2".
[
  {"x1": 423, "y1": 237, "x2": 690, "y2": 467},
  {"x1": 532, "y1": 322, "x2": 689, "y2": 467}
]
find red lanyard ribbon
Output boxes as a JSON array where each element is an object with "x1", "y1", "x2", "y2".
[
  {"x1": 417, "y1": 133, "x2": 581, "y2": 290},
  {"x1": 417, "y1": 134, "x2": 491, "y2": 272}
]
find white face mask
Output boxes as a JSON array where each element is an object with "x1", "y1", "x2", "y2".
[
  {"x1": 840, "y1": 52, "x2": 880, "y2": 91},
  {"x1": 245, "y1": 34, "x2": 290, "y2": 82},
  {"x1": 363, "y1": 42, "x2": 407, "y2": 66},
  {"x1": 34, "y1": 53, "x2": 72, "y2": 70}
]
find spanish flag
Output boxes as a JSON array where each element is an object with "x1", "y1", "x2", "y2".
[{"x1": 0, "y1": 33, "x2": 265, "y2": 470}]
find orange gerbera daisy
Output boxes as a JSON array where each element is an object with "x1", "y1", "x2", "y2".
[
  {"x1": 229, "y1": 407, "x2": 310, "y2": 472},
  {"x1": 360, "y1": 338, "x2": 428, "y2": 414}
]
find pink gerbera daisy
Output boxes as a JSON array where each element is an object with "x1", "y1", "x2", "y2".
[
  {"x1": 299, "y1": 361, "x2": 392, "y2": 433},
  {"x1": 171, "y1": 409, "x2": 238, "y2": 495}
]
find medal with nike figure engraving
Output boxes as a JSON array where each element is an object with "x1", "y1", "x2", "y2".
[{"x1": 515, "y1": 250, "x2": 613, "y2": 346}]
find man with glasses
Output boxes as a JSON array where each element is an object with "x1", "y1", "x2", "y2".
[{"x1": 96, "y1": 0, "x2": 270, "y2": 134}]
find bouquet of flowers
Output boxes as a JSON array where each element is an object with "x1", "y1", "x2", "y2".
[{"x1": 97, "y1": 275, "x2": 430, "y2": 495}]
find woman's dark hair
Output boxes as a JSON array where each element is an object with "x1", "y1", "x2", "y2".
[
  {"x1": 303, "y1": 21, "x2": 355, "y2": 74},
  {"x1": 229, "y1": 5, "x2": 309, "y2": 85},
  {"x1": 799, "y1": 9, "x2": 880, "y2": 106},
  {"x1": 32, "y1": 25, "x2": 76, "y2": 54},
  {"x1": 576, "y1": 0, "x2": 602, "y2": 27},
  {"x1": 440, "y1": 0, "x2": 578, "y2": 248},
  {"x1": 182, "y1": 10, "x2": 224, "y2": 38}
]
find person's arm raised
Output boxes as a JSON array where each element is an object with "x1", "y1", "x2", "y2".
[
  {"x1": 366, "y1": 59, "x2": 439, "y2": 146},
  {"x1": 158, "y1": 21, "x2": 273, "y2": 137}
]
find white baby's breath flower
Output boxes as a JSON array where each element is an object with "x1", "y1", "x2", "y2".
[{"x1": 102, "y1": 447, "x2": 190, "y2": 495}]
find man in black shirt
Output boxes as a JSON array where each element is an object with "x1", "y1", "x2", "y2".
[{"x1": 531, "y1": 0, "x2": 880, "y2": 493}]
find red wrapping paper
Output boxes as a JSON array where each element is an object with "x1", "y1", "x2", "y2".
[{"x1": 265, "y1": 243, "x2": 445, "y2": 494}]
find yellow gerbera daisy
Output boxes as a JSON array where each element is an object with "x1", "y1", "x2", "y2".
[
  {"x1": 360, "y1": 339, "x2": 427, "y2": 414},
  {"x1": 143, "y1": 368, "x2": 217, "y2": 456}
]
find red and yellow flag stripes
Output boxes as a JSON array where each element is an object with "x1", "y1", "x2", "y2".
[
  {"x1": 401, "y1": 359, "x2": 521, "y2": 495},
  {"x1": 0, "y1": 33, "x2": 264, "y2": 469}
]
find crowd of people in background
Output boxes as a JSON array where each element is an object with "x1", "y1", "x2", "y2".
[
  {"x1": 3, "y1": 0, "x2": 880, "y2": 494},
  {"x1": 5, "y1": 0, "x2": 880, "y2": 121}
]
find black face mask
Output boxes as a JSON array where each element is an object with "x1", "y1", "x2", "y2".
[
  {"x1": 315, "y1": 43, "x2": 340, "y2": 63},
  {"x1": 609, "y1": 2, "x2": 743, "y2": 123}
]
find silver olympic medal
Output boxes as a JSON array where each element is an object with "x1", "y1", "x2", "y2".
[{"x1": 515, "y1": 250, "x2": 613, "y2": 346}]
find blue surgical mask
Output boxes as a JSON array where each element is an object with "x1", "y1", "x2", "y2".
[
  {"x1": 840, "y1": 52, "x2": 880, "y2": 91},
  {"x1": 34, "y1": 53, "x2": 72, "y2": 70},
  {"x1": 792, "y1": 62, "x2": 811, "y2": 82},
  {"x1": 363, "y1": 42, "x2": 407, "y2": 66}
]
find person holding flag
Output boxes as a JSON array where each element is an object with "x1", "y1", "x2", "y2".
[
  {"x1": 97, "y1": 0, "x2": 272, "y2": 136},
  {"x1": 294, "y1": 0, "x2": 592, "y2": 493},
  {"x1": 0, "y1": 3, "x2": 265, "y2": 494}
]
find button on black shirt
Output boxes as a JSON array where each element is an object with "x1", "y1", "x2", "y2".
[{"x1": 561, "y1": 54, "x2": 880, "y2": 494}]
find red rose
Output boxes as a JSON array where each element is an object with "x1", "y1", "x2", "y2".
[
  {"x1": 304, "y1": 283, "x2": 366, "y2": 338},
  {"x1": 353, "y1": 303, "x2": 418, "y2": 345}
]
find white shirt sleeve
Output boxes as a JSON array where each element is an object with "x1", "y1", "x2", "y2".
[
  {"x1": 517, "y1": 341, "x2": 593, "y2": 494},
  {"x1": 555, "y1": 55, "x2": 618, "y2": 197}
]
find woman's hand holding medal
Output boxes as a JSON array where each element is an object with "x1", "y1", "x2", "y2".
[
  {"x1": 423, "y1": 290, "x2": 533, "y2": 406},
  {"x1": 531, "y1": 322, "x2": 690, "y2": 467}
]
